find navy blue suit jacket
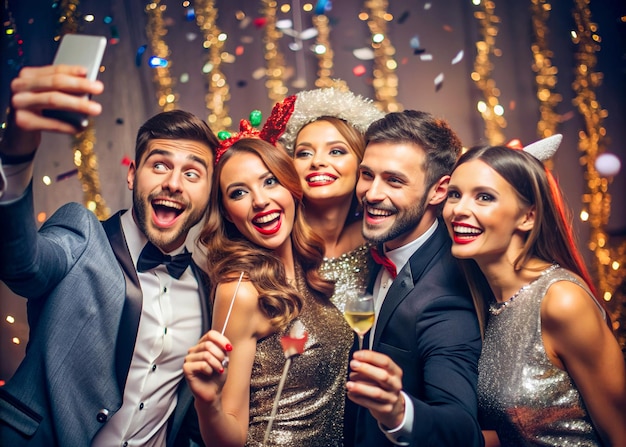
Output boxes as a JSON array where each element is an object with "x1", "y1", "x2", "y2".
[
  {"x1": 0, "y1": 184, "x2": 211, "y2": 446},
  {"x1": 346, "y1": 221, "x2": 483, "y2": 447}
]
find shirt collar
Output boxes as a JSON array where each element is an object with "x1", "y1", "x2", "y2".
[{"x1": 384, "y1": 219, "x2": 438, "y2": 274}]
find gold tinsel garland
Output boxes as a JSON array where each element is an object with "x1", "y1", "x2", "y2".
[
  {"x1": 572, "y1": 0, "x2": 625, "y2": 337},
  {"x1": 312, "y1": 14, "x2": 337, "y2": 88},
  {"x1": 58, "y1": 0, "x2": 109, "y2": 219},
  {"x1": 194, "y1": 0, "x2": 232, "y2": 132},
  {"x1": 363, "y1": 0, "x2": 400, "y2": 113},
  {"x1": 471, "y1": 0, "x2": 506, "y2": 145},
  {"x1": 530, "y1": 0, "x2": 561, "y2": 141},
  {"x1": 261, "y1": 0, "x2": 288, "y2": 103},
  {"x1": 145, "y1": 0, "x2": 178, "y2": 111}
]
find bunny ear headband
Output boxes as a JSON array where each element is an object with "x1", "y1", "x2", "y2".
[{"x1": 522, "y1": 134, "x2": 562, "y2": 161}]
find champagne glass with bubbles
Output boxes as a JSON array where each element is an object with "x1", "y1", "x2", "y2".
[{"x1": 343, "y1": 291, "x2": 375, "y2": 350}]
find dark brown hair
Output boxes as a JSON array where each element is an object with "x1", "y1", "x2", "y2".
[{"x1": 134, "y1": 110, "x2": 219, "y2": 165}]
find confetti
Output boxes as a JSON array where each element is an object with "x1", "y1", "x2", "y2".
[
  {"x1": 314, "y1": 0, "x2": 331, "y2": 14},
  {"x1": 121, "y1": 156, "x2": 132, "y2": 166},
  {"x1": 109, "y1": 26, "x2": 119, "y2": 45},
  {"x1": 56, "y1": 169, "x2": 78, "y2": 182},
  {"x1": 276, "y1": 19, "x2": 293, "y2": 29},
  {"x1": 299, "y1": 28, "x2": 318, "y2": 40},
  {"x1": 353, "y1": 64, "x2": 367, "y2": 77},
  {"x1": 186, "y1": 32, "x2": 198, "y2": 42},
  {"x1": 288, "y1": 42, "x2": 302, "y2": 51},
  {"x1": 253, "y1": 17, "x2": 267, "y2": 29},
  {"x1": 420, "y1": 53, "x2": 433, "y2": 61},
  {"x1": 397, "y1": 11, "x2": 409, "y2": 24},
  {"x1": 353, "y1": 47, "x2": 374, "y2": 60},
  {"x1": 135, "y1": 45, "x2": 147, "y2": 67},
  {"x1": 434, "y1": 72, "x2": 444, "y2": 91},
  {"x1": 185, "y1": 7, "x2": 195, "y2": 21},
  {"x1": 451, "y1": 50, "x2": 464, "y2": 65},
  {"x1": 236, "y1": 45, "x2": 244, "y2": 56},
  {"x1": 410, "y1": 36, "x2": 425, "y2": 54},
  {"x1": 252, "y1": 67, "x2": 266, "y2": 80},
  {"x1": 239, "y1": 16, "x2": 252, "y2": 29}
]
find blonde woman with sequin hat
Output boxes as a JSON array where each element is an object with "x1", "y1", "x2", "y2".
[
  {"x1": 443, "y1": 136, "x2": 626, "y2": 446},
  {"x1": 279, "y1": 86, "x2": 385, "y2": 312}
]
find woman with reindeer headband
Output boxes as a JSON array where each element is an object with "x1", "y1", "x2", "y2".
[
  {"x1": 442, "y1": 136, "x2": 626, "y2": 446},
  {"x1": 279, "y1": 87, "x2": 385, "y2": 312},
  {"x1": 183, "y1": 100, "x2": 353, "y2": 447}
]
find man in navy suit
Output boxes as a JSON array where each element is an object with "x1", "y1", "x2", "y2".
[
  {"x1": 345, "y1": 111, "x2": 484, "y2": 446},
  {"x1": 0, "y1": 65, "x2": 217, "y2": 446}
]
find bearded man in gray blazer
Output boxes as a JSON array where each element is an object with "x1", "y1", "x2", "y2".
[{"x1": 0, "y1": 65, "x2": 217, "y2": 446}]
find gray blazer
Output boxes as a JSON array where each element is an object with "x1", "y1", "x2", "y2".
[{"x1": 0, "y1": 184, "x2": 211, "y2": 446}]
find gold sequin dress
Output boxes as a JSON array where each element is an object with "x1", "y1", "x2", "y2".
[
  {"x1": 245, "y1": 268, "x2": 353, "y2": 446},
  {"x1": 319, "y1": 243, "x2": 374, "y2": 312},
  {"x1": 478, "y1": 265, "x2": 604, "y2": 446}
]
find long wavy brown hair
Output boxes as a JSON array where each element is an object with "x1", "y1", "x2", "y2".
[{"x1": 199, "y1": 138, "x2": 334, "y2": 331}]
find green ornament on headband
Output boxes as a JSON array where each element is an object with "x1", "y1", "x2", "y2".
[
  {"x1": 249, "y1": 110, "x2": 262, "y2": 127},
  {"x1": 217, "y1": 130, "x2": 232, "y2": 140}
]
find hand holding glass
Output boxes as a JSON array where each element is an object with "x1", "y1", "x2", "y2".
[{"x1": 343, "y1": 293, "x2": 375, "y2": 350}]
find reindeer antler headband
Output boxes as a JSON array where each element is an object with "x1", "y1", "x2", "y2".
[{"x1": 214, "y1": 95, "x2": 297, "y2": 164}]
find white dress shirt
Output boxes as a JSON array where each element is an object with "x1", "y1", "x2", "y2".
[
  {"x1": 370, "y1": 220, "x2": 438, "y2": 445},
  {"x1": 91, "y1": 210, "x2": 203, "y2": 447}
]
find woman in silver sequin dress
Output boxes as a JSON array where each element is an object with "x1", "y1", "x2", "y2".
[
  {"x1": 184, "y1": 136, "x2": 353, "y2": 446},
  {"x1": 280, "y1": 88, "x2": 385, "y2": 311},
  {"x1": 443, "y1": 137, "x2": 626, "y2": 446}
]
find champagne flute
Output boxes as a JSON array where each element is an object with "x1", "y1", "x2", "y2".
[{"x1": 343, "y1": 292, "x2": 375, "y2": 350}]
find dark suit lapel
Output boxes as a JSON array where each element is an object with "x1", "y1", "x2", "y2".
[
  {"x1": 101, "y1": 211, "x2": 143, "y2": 394},
  {"x1": 190, "y1": 261, "x2": 212, "y2": 332},
  {"x1": 373, "y1": 223, "x2": 448, "y2": 347}
]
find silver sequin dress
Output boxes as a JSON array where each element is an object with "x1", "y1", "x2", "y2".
[
  {"x1": 478, "y1": 266, "x2": 604, "y2": 446},
  {"x1": 319, "y1": 243, "x2": 374, "y2": 312},
  {"x1": 245, "y1": 269, "x2": 353, "y2": 446}
]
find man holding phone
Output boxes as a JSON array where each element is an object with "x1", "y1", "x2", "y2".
[{"x1": 0, "y1": 64, "x2": 218, "y2": 446}]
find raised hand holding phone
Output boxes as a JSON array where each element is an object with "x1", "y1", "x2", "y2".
[{"x1": 41, "y1": 34, "x2": 106, "y2": 129}]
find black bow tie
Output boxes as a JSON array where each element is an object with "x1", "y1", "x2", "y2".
[{"x1": 137, "y1": 242, "x2": 193, "y2": 279}]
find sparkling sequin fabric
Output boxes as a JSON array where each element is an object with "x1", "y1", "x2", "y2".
[
  {"x1": 246, "y1": 268, "x2": 353, "y2": 446},
  {"x1": 319, "y1": 243, "x2": 374, "y2": 312},
  {"x1": 478, "y1": 266, "x2": 604, "y2": 446}
]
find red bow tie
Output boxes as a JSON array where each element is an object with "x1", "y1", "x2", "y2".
[{"x1": 370, "y1": 246, "x2": 397, "y2": 279}]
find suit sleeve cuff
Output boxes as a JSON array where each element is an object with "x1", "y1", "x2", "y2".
[
  {"x1": 0, "y1": 159, "x2": 34, "y2": 202},
  {"x1": 378, "y1": 391, "x2": 413, "y2": 445}
]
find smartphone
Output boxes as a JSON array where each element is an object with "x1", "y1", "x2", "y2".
[{"x1": 42, "y1": 34, "x2": 107, "y2": 129}]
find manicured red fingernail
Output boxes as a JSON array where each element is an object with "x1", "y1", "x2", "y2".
[
  {"x1": 219, "y1": 367, "x2": 224, "y2": 374},
  {"x1": 225, "y1": 343, "x2": 233, "y2": 352}
]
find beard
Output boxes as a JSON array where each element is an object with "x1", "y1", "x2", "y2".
[
  {"x1": 133, "y1": 188, "x2": 205, "y2": 250},
  {"x1": 362, "y1": 192, "x2": 429, "y2": 245}
]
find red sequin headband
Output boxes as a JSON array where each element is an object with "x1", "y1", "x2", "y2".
[{"x1": 214, "y1": 95, "x2": 297, "y2": 164}]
